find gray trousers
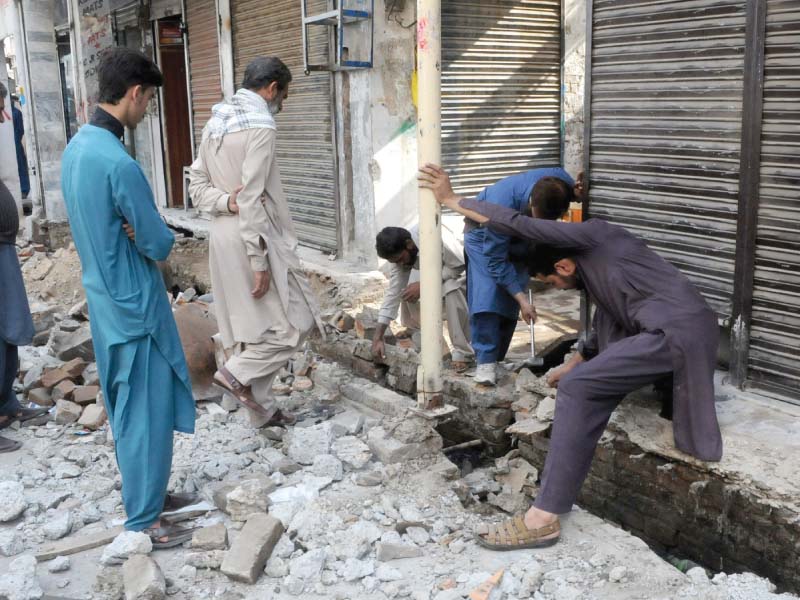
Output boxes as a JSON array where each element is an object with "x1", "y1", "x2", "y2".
[
  {"x1": 400, "y1": 289, "x2": 473, "y2": 363},
  {"x1": 534, "y1": 332, "x2": 673, "y2": 514}
]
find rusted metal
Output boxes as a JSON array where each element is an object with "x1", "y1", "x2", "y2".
[
  {"x1": 729, "y1": 0, "x2": 767, "y2": 388},
  {"x1": 185, "y1": 0, "x2": 222, "y2": 154},
  {"x1": 586, "y1": 0, "x2": 748, "y2": 318},
  {"x1": 440, "y1": 0, "x2": 562, "y2": 197},
  {"x1": 231, "y1": 0, "x2": 338, "y2": 252},
  {"x1": 743, "y1": 0, "x2": 800, "y2": 400}
]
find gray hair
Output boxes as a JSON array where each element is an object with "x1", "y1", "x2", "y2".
[
  {"x1": 0, "y1": 81, "x2": 7, "y2": 98},
  {"x1": 242, "y1": 57, "x2": 292, "y2": 92}
]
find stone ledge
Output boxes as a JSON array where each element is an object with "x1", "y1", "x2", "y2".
[{"x1": 514, "y1": 384, "x2": 800, "y2": 594}]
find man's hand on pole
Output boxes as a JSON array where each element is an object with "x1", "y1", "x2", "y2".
[
  {"x1": 418, "y1": 164, "x2": 460, "y2": 209},
  {"x1": 251, "y1": 270, "x2": 270, "y2": 298}
]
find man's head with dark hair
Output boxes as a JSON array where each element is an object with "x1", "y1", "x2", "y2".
[
  {"x1": 529, "y1": 177, "x2": 574, "y2": 220},
  {"x1": 97, "y1": 47, "x2": 163, "y2": 128},
  {"x1": 376, "y1": 227, "x2": 417, "y2": 266},
  {"x1": 0, "y1": 82, "x2": 7, "y2": 124},
  {"x1": 242, "y1": 57, "x2": 292, "y2": 115},
  {"x1": 528, "y1": 245, "x2": 580, "y2": 289}
]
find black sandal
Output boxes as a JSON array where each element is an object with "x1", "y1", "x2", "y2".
[
  {"x1": 0, "y1": 435, "x2": 22, "y2": 454},
  {"x1": 0, "y1": 407, "x2": 49, "y2": 430},
  {"x1": 143, "y1": 523, "x2": 198, "y2": 549},
  {"x1": 162, "y1": 492, "x2": 201, "y2": 512}
]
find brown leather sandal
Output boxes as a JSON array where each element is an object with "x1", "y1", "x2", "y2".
[
  {"x1": 475, "y1": 514, "x2": 560, "y2": 551},
  {"x1": 264, "y1": 408, "x2": 297, "y2": 428},
  {"x1": 213, "y1": 367, "x2": 270, "y2": 416}
]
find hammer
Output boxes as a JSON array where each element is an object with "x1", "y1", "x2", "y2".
[{"x1": 513, "y1": 290, "x2": 544, "y2": 371}]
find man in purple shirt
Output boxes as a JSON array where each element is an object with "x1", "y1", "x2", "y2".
[{"x1": 420, "y1": 163, "x2": 722, "y2": 551}]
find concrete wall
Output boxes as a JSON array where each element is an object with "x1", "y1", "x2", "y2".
[
  {"x1": 21, "y1": 0, "x2": 69, "y2": 222},
  {"x1": 562, "y1": 0, "x2": 586, "y2": 178},
  {"x1": 336, "y1": 0, "x2": 417, "y2": 266}
]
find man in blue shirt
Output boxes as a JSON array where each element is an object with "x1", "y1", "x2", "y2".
[
  {"x1": 10, "y1": 96, "x2": 30, "y2": 201},
  {"x1": 465, "y1": 168, "x2": 575, "y2": 385},
  {"x1": 61, "y1": 48, "x2": 196, "y2": 547}
]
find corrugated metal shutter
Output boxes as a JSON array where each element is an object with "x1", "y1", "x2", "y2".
[
  {"x1": 747, "y1": 0, "x2": 800, "y2": 396},
  {"x1": 441, "y1": 0, "x2": 562, "y2": 197},
  {"x1": 587, "y1": 0, "x2": 746, "y2": 317},
  {"x1": 231, "y1": 0, "x2": 337, "y2": 252},
  {"x1": 186, "y1": 0, "x2": 222, "y2": 152}
]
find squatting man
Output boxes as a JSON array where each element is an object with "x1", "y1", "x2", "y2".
[
  {"x1": 372, "y1": 223, "x2": 474, "y2": 371},
  {"x1": 419, "y1": 163, "x2": 723, "y2": 551}
]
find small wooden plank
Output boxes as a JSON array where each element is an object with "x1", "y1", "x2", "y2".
[{"x1": 36, "y1": 525, "x2": 125, "y2": 562}]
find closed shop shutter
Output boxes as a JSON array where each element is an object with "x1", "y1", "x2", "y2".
[
  {"x1": 586, "y1": 0, "x2": 746, "y2": 317},
  {"x1": 231, "y1": 0, "x2": 337, "y2": 252},
  {"x1": 441, "y1": 0, "x2": 562, "y2": 197},
  {"x1": 186, "y1": 0, "x2": 222, "y2": 151},
  {"x1": 747, "y1": 1, "x2": 800, "y2": 396}
]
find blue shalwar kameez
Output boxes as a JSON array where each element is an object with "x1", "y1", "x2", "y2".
[
  {"x1": 61, "y1": 113, "x2": 195, "y2": 531},
  {"x1": 465, "y1": 168, "x2": 574, "y2": 365}
]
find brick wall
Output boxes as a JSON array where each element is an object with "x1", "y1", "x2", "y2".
[{"x1": 519, "y1": 431, "x2": 800, "y2": 594}]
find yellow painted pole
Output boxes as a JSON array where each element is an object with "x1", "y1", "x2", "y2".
[{"x1": 416, "y1": 0, "x2": 443, "y2": 409}]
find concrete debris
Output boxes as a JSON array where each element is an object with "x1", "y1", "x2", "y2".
[
  {"x1": 608, "y1": 565, "x2": 627, "y2": 583},
  {"x1": 341, "y1": 557, "x2": 375, "y2": 581},
  {"x1": 536, "y1": 396, "x2": 557, "y2": 422},
  {"x1": 42, "y1": 510, "x2": 74, "y2": 540},
  {"x1": 47, "y1": 555, "x2": 71, "y2": 573},
  {"x1": 184, "y1": 551, "x2": 225, "y2": 570},
  {"x1": 50, "y1": 380, "x2": 74, "y2": 403},
  {"x1": 122, "y1": 554, "x2": 166, "y2": 600},
  {"x1": 0, "y1": 554, "x2": 43, "y2": 600},
  {"x1": 311, "y1": 454, "x2": 344, "y2": 481},
  {"x1": 331, "y1": 409, "x2": 365, "y2": 436},
  {"x1": 100, "y1": 531, "x2": 153, "y2": 566},
  {"x1": 376, "y1": 541, "x2": 423, "y2": 561},
  {"x1": 367, "y1": 425, "x2": 443, "y2": 464},
  {"x1": 50, "y1": 323, "x2": 95, "y2": 362},
  {"x1": 333, "y1": 435, "x2": 373, "y2": 469},
  {"x1": 263, "y1": 555, "x2": 289, "y2": 578},
  {"x1": 191, "y1": 523, "x2": 228, "y2": 551},
  {"x1": 354, "y1": 470, "x2": 383, "y2": 487},
  {"x1": 220, "y1": 513, "x2": 283, "y2": 584},
  {"x1": 54, "y1": 399, "x2": 82, "y2": 424},
  {"x1": 0, "y1": 480, "x2": 28, "y2": 522},
  {"x1": 286, "y1": 422, "x2": 334, "y2": 465},
  {"x1": 72, "y1": 384, "x2": 100, "y2": 405},
  {"x1": 77, "y1": 402, "x2": 107, "y2": 430},
  {"x1": 225, "y1": 478, "x2": 275, "y2": 522},
  {"x1": 287, "y1": 547, "x2": 327, "y2": 594},
  {"x1": 93, "y1": 566, "x2": 124, "y2": 599},
  {"x1": 0, "y1": 530, "x2": 24, "y2": 557}
]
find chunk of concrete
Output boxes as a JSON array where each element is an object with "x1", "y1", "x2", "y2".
[
  {"x1": 0, "y1": 481, "x2": 27, "y2": 523},
  {"x1": 225, "y1": 478, "x2": 276, "y2": 522},
  {"x1": 286, "y1": 422, "x2": 334, "y2": 465},
  {"x1": 72, "y1": 385, "x2": 101, "y2": 406},
  {"x1": 55, "y1": 399, "x2": 83, "y2": 424},
  {"x1": 27, "y1": 387, "x2": 53, "y2": 408},
  {"x1": 123, "y1": 554, "x2": 166, "y2": 600},
  {"x1": 220, "y1": 513, "x2": 283, "y2": 584},
  {"x1": 191, "y1": 524, "x2": 228, "y2": 551},
  {"x1": 376, "y1": 542, "x2": 423, "y2": 562},
  {"x1": 78, "y1": 403, "x2": 107, "y2": 430},
  {"x1": 367, "y1": 426, "x2": 443, "y2": 464},
  {"x1": 100, "y1": 531, "x2": 153, "y2": 566}
]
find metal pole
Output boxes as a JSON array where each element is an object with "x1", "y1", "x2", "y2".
[{"x1": 416, "y1": 0, "x2": 443, "y2": 409}]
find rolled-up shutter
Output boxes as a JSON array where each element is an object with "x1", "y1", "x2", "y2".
[
  {"x1": 441, "y1": 0, "x2": 562, "y2": 197},
  {"x1": 586, "y1": 0, "x2": 746, "y2": 317},
  {"x1": 231, "y1": 0, "x2": 337, "y2": 252},
  {"x1": 747, "y1": 1, "x2": 800, "y2": 396},
  {"x1": 186, "y1": 0, "x2": 222, "y2": 151}
]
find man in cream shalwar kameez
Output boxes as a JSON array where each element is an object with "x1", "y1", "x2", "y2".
[{"x1": 188, "y1": 57, "x2": 322, "y2": 427}]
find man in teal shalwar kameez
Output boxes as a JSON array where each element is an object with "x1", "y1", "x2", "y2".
[{"x1": 61, "y1": 48, "x2": 196, "y2": 546}]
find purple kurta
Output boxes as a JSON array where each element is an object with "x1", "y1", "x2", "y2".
[{"x1": 460, "y1": 198, "x2": 723, "y2": 462}]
